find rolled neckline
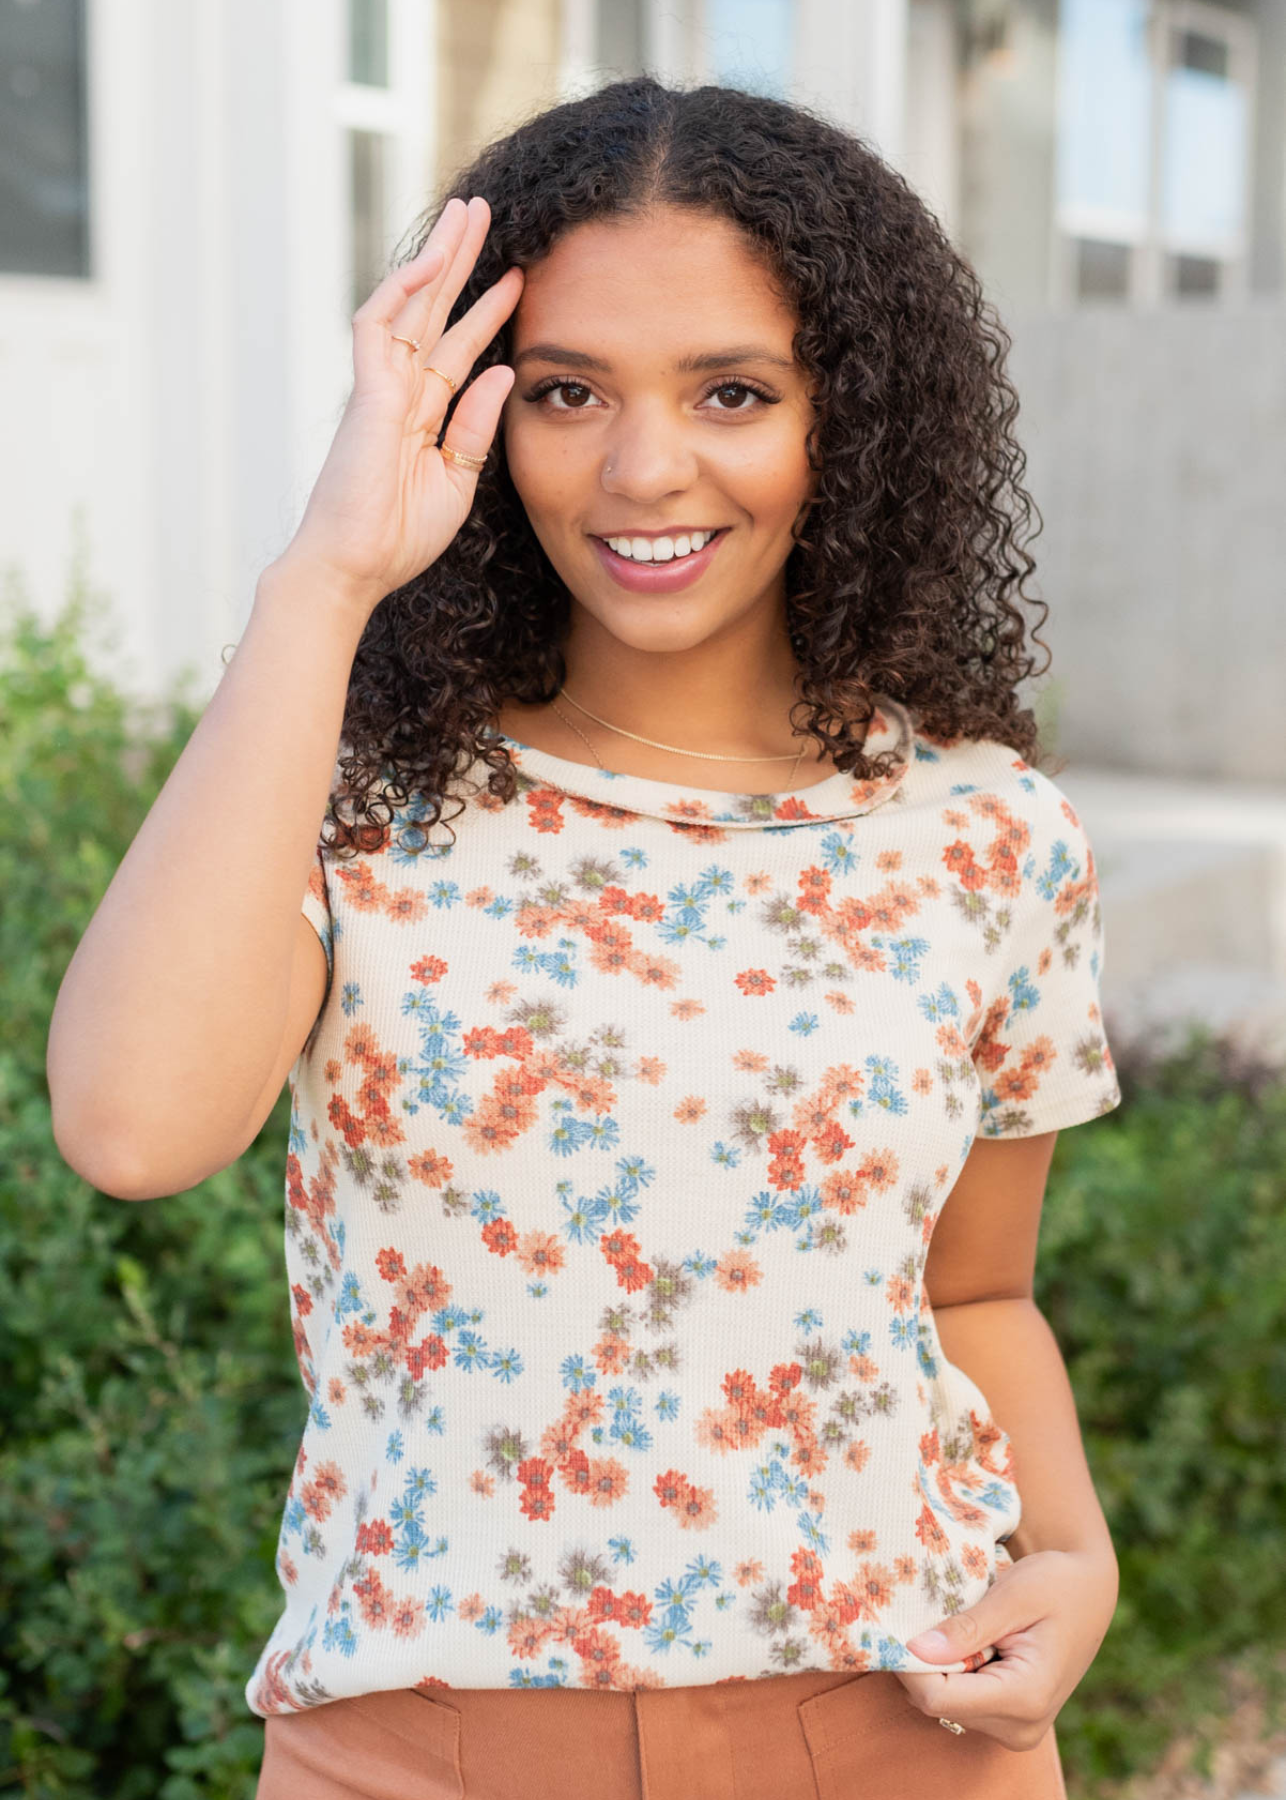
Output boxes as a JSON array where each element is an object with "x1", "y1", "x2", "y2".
[{"x1": 494, "y1": 695, "x2": 915, "y2": 830}]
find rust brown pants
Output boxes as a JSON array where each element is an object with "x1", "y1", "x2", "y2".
[{"x1": 255, "y1": 1666, "x2": 1069, "y2": 1798}]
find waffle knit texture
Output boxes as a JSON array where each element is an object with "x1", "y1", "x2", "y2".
[{"x1": 246, "y1": 697, "x2": 1121, "y2": 1717}]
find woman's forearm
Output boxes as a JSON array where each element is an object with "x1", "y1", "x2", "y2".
[
  {"x1": 47, "y1": 557, "x2": 368, "y2": 1196},
  {"x1": 931, "y1": 1295, "x2": 1117, "y2": 1568}
]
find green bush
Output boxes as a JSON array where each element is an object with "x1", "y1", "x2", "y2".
[
  {"x1": 0, "y1": 569, "x2": 302, "y2": 1798},
  {"x1": 1035, "y1": 1030, "x2": 1286, "y2": 1788},
  {"x1": 1, "y1": 573, "x2": 1283, "y2": 1795}
]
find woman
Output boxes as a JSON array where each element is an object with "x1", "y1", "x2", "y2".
[{"x1": 48, "y1": 76, "x2": 1121, "y2": 1799}]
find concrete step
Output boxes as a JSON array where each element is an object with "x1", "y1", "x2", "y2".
[{"x1": 1054, "y1": 767, "x2": 1286, "y2": 1067}]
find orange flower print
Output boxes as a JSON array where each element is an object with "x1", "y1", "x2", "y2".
[
  {"x1": 820, "y1": 1169, "x2": 868, "y2": 1214},
  {"x1": 675, "y1": 1484, "x2": 718, "y2": 1530},
  {"x1": 408, "y1": 1148, "x2": 453, "y2": 1187},
  {"x1": 714, "y1": 1249, "x2": 763, "y2": 1294},
  {"x1": 390, "y1": 1598, "x2": 425, "y2": 1641},
  {"x1": 586, "y1": 1458, "x2": 629, "y2": 1506},
  {"x1": 470, "y1": 1470, "x2": 496, "y2": 1498},
  {"x1": 847, "y1": 1528, "x2": 878, "y2": 1555},
  {"x1": 852, "y1": 1561, "x2": 895, "y2": 1621},
  {"x1": 674, "y1": 1095, "x2": 707, "y2": 1123},
  {"x1": 734, "y1": 968, "x2": 776, "y2": 996},
  {"x1": 732, "y1": 1048, "x2": 769, "y2": 1072},
  {"x1": 961, "y1": 1543, "x2": 989, "y2": 1579},
  {"x1": 515, "y1": 1231, "x2": 566, "y2": 1278},
  {"x1": 669, "y1": 997, "x2": 705, "y2": 1019}
]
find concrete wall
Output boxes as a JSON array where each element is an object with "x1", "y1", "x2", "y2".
[{"x1": 1003, "y1": 302, "x2": 1286, "y2": 783}]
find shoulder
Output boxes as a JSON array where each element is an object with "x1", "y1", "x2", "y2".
[
  {"x1": 893, "y1": 712, "x2": 1051, "y2": 820},
  {"x1": 886, "y1": 709, "x2": 1095, "y2": 892}
]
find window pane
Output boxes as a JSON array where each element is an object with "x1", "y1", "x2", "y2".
[
  {"x1": 1054, "y1": 0, "x2": 1151, "y2": 240},
  {"x1": 0, "y1": 0, "x2": 89, "y2": 277},
  {"x1": 1176, "y1": 29, "x2": 1227, "y2": 80},
  {"x1": 349, "y1": 0, "x2": 389, "y2": 88},
  {"x1": 1075, "y1": 237, "x2": 1132, "y2": 300},
  {"x1": 596, "y1": 0, "x2": 644, "y2": 74},
  {"x1": 1170, "y1": 252, "x2": 1220, "y2": 296},
  {"x1": 350, "y1": 129, "x2": 387, "y2": 316},
  {"x1": 706, "y1": 0, "x2": 793, "y2": 97},
  {"x1": 1161, "y1": 55, "x2": 1248, "y2": 252}
]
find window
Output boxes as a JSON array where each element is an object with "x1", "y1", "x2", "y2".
[
  {"x1": 1054, "y1": 0, "x2": 1255, "y2": 304},
  {"x1": 349, "y1": 0, "x2": 389, "y2": 88},
  {"x1": 592, "y1": 0, "x2": 794, "y2": 93},
  {"x1": 349, "y1": 128, "x2": 388, "y2": 318},
  {"x1": 341, "y1": 0, "x2": 393, "y2": 318},
  {"x1": 596, "y1": 0, "x2": 645, "y2": 74},
  {"x1": 0, "y1": 0, "x2": 89, "y2": 278},
  {"x1": 705, "y1": 0, "x2": 793, "y2": 96}
]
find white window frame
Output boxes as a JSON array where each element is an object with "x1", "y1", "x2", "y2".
[
  {"x1": 336, "y1": 0, "x2": 435, "y2": 320},
  {"x1": 1051, "y1": 0, "x2": 1257, "y2": 306}
]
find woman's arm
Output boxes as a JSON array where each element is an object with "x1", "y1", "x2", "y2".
[
  {"x1": 930, "y1": 1293, "x2": 1115, "y2": 1565},
  {"x1": 893, "y1": 1130, "x2": 1119, "y2": 1748},
  {"x1": 922, "y1": 1128, "x2": 1112, "y2": 1559}
]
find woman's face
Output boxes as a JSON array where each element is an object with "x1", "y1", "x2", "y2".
[{"x1": 501, "y1": 205, "x2": 817, "y2": 657}]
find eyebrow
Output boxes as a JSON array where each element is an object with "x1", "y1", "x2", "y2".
[{"x1": 511, "y1": 342, "x2": 795, "y2": 374}]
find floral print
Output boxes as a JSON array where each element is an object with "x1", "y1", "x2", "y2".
[{"x1": 245, "y1": 697, "x2": 1120, "y2": 1717}]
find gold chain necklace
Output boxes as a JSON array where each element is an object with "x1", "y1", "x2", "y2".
[{"x1": 551, "y1": 687, "x2": 808, "y2": 792}]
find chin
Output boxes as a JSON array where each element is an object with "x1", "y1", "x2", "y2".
[{"x1": 577, "y1": 598, "x2": 735, "y2": 655}]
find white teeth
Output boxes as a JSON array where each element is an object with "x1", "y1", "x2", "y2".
[{"x1": 605, "y1": 530, "x2": 715, "y2": 562}]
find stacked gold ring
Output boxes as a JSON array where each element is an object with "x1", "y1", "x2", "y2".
[{"x1": 440, "y1": 444, "x2": 486, "y2": 470}]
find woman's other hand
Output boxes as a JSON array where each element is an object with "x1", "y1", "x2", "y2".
[
  {"x1": 895, "y1": 1548, "x2": 1120, "y2": 1750},
  {"x1": 279, "y1": 194, "x2": 523, "y2": 618}
]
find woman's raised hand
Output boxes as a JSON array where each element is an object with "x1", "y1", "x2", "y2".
[{"x1": 276, "y1": 195, "x2": 523, "y2": 617}]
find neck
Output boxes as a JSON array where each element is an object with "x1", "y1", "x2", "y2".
[{"x1": 557, "y1": 612, "x2": 804, "y2": 759}]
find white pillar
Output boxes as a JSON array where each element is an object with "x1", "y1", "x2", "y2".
[{"x1": 793, "y1": 0, "x2": 909, "y2": 170}]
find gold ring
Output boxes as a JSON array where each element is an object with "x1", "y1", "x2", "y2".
[
  {"x1": 390, "y1": 334, "x2": 420, "y2": 352},
  {"x1": 440, "y1": 443, "x2": 486, "y2": 470},
  {"x1": 422, "y1": 363, "x2": 458, "y2": 395},
  {"x1": 938, "y1": 1718, "x2": 966, "y2": 1735}
]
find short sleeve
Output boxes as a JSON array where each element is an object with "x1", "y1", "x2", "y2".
[
  {"x1": 970, "y1": 773, "x2": 1122, "y2": 1137},
  {"x1": 300, "y1": 843, "x2": 334, "y2": 998}
]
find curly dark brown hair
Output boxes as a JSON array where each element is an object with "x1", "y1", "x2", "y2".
[{"x1": 321, "y1": 75, "x2": 1051, "y2": 859}]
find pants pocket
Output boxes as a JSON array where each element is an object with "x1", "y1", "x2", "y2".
[
  {"x1": 256, "y1": 1687, "x2": 464, "y2": 1800},
  {"x1": 798, "y1": 1675, "x2": 1067, "y2": 1800}
]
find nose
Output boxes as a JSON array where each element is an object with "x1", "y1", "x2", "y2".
[{"x1": 600, "y1": 401, "x2": 699, "y2": 503}]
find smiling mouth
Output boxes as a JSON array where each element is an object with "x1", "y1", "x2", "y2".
[{"x1": 593, "y1": 528, "x2": 729, "y2": 564}]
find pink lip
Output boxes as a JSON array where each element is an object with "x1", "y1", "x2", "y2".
[{"x1": 590, "y1": 530, "x2": 728, "y2": 593}]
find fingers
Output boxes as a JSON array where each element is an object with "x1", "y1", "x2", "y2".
[
  {"x1": 350, "y1": 197, "x2": 472, "y2": 388},
  {"x1": 435, "y1": 362, "x2": 516, "y2": 483},
  {"x1": 399, "y1": 195, "x2": 495, "y2": 351},
  {"x1": 361, "y1": 196, "x2": 469, "y2": 330},
  {"x1": 409, "y1": 265, "x2": 524, "y2": 437}
]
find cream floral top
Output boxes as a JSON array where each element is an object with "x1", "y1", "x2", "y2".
[{"x1": 245, "y1": 695, "x2": 1121, "y2": 1717}]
